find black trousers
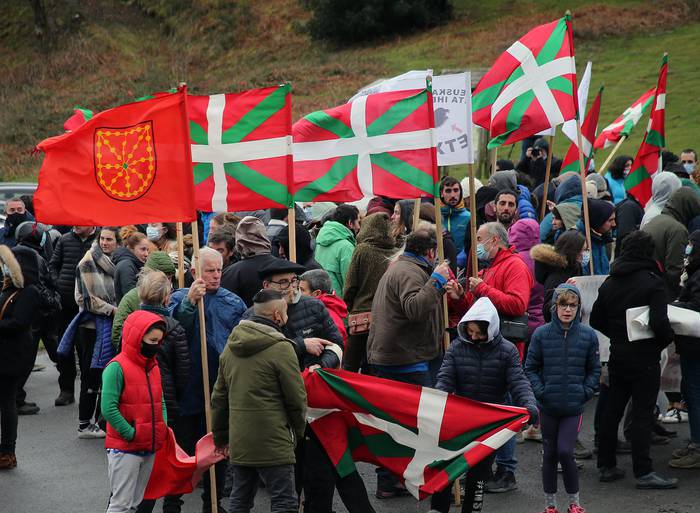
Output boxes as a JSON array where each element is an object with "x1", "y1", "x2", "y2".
[
  {"x1": 430, "y1": 454, "x2": 495, "y2": 513},
  {"x1": 343, "y1": 332, "x2": 369, "y2": 373},
  {"x1": 302, "y1": 429, "x2": 375, "y2": 513},
  {"x1": 597, "y1": 358, "x2": 660, "y2": 477},
  {"x1": 0, "y1": 375, "x2": 20, "y2": 453},
  {"x1": 15, "y1": 329, "x2": 41, "y2": 406},
  {"x1": 55, "y1": 303, "x2": 79, "y2": 393},
  {"x1": 76, "y1": 327, "x2": 103, "y2": 423}
]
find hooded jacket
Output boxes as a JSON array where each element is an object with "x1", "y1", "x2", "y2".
[
  {"x1": 113, "y1": 249, "x2": 145, "y2": 303},
  {"x1": 508, "y1": 219, "x2": 545, "y2": 335},
  {"x1": 343, "y1": 213, "x2": 396, "y2": 313},
  {"x1": 0, "y1": 245, "x2": 42, "y2": 377},
  {"x1": 590, "y1": 254, "x2": 673, "y2": 363},
  {"x1": 316, "y1": 292, "x2": 348, "y2": 345},
  {"x1": 440, "y1": 200, "x2": 471, "y2": 253},
  {"x1": 210, "y1": 317, "x2": 307, "y2": 466},
  {"x1": 576, "y1": 199, "x2": 615, "y2": 276},
  {"x1": 641, "y1": 171, "x2": 682, "y2": 227},
  {"x1": 314, "y1": 220, "x2": 356, "y2": 295},
  {"x1": 102, "y1": 310, "x2": 168, "y2": 453},
  {"x1": 605, "y1": 174, "x2": 626, "y2": 205},
  {"x1": 488, "y1": 170, "x2": 518, "y2": 192},
  {"x1": 540, "y1": 175, "x2": 583, "y2": 242},
  {"x1": 435, "y1": 298, "x2": 537, "y2": 417},
  {"x1": 642, "y1": 186, "x2": 700, "y2": 299},
  {"x1": 530, "y1": 243, "x2": 581, "y2": 322},
  {"x1": 524, "y1": 285, "x2": 600, "y2": 417}
]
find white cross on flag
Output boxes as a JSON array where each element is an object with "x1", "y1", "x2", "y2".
[{"x1": 473, "y1": 15, "x2": 578, "y2": 149}]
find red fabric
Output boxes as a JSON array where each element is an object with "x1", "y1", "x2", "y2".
[
  {"x1": 467, "y1": 247, "x2": 533, "y2": 318},
  {"x1": 317, "y1": 292, "x2": 348, "y2": 344},
  {"x1": 35, "y1": 90, "x2": 196, "y2": 226},
  {"x1": 143, "y1": 429, "x2": 224, "y2": 499},
  {"x1": 105, "y1": 311, "x2": 167, "y2": 453}
]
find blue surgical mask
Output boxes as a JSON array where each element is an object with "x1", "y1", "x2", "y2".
[
  {"x1": 146, "y1": 226, "x2": 161, "y2": 241},
  {"x1": 686, "y1": 244, "x2": 693, "y2": 257},
  {"x1": 476, "y1": 243, "x2": 491, "y2": 262},
  {"x1": 1, "y1": 264, "x2": 9, "y2": 276},
  {"x1": 684, "y1": 163, "x2": 696, "y2": 174},
  {"x1": 581, "y1": 250, "x2": 591, "y2": 268}
]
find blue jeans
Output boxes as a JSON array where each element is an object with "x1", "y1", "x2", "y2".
[
  {"x1": 680, "y1": 355, "x2": 700, "y2": 445},
  {"x1": 495, "y1": 394, "x2": 517, "y2": 474}
]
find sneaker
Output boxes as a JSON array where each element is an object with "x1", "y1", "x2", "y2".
[
  {"x1": 375, "y1": 486, "x2": 410, "y2": 499},
  {"x1": 78, "y1": 424, "x2": 106, "y2": 439},
  {"x1": 672, "y1": 444, "x2": 691, "y2": 459},
  {"x1": 484, "y1": 470, "x2": 517, "y2": 493},
  {"x1": 669, "y1": 447, "x2": 700, "y2": 469},
  {"x1": 55, "y1": 391, "x2": 75, "y2": 406},
  {"x1": 662, "y1": 408, "x2": 688, "y2": 424},
  {"x1": 0, "y1": 453, "x2": 17, "y2": 470},
  {"x1": 17, "y1": 403, "x2": 40, "y2": 415},
  {"x1": 523, "y1": 425, "x2": 542, "y2": 442},
  {"x1": 516, "y1": 430, "x2": 525, "y2": 444},
  {"x1": 574, "y1": 439, "x2": 593, "y2": 460},
  {"x1": 598, "y1": 466, "x2": 625, "y2": 482},
  {"x1": 635, "y1": 471, "x2": 678, "y2": 489},
  {"x1": 542, "y1": 507, "x2": 559, "y2": 513},
  {"x1": 567, "y1": 504, "x2": 585, "y2": 513}
]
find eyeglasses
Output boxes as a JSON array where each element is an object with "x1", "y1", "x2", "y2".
[
  {"x1": 557, "y1": 302, "x2": 579, "y2": 311},
  {"x1": 268, "y1": 276, "x2": 300, "y2": 290}
]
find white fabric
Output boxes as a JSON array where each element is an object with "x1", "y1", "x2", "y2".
[
  {"x1": 457, "y1": 297, "x2": 500, "y2": 341},
  {"x1": 626, "y1": 304, "x2": 700, "y2": 341},
  {"x1": 570, "y1": 275, "x2": 611, "y2": 362},
  {"x1": 539, "y1": 61, "x2": 591, "y2": 140}
]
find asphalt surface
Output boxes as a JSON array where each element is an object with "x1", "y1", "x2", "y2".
[{"x1": 1, "y1": 352, "x2": 698, "y2": 513}]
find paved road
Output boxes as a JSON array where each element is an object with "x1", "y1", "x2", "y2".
[{"x1": 1, "y1": 353, "x2": 697, "y2": 513}]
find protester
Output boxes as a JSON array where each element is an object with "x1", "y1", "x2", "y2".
[
  {"x1": 101, "y1": 311, "x2": 167, "y2": 513},
  {"x1": 65, "y1": 226, "x2": 120, "y2": 439},
  {"x1": 50, "y1": 226, "x2": 97, "y2": 406},
  {"x1": 299, "y1": 269, "x2": 348, "y2": 345},
  {"x1": 0, "y1": 245, "x2": 42, "y2": 470},
  {"x1": 0, "y1": 197, "x2": 34, "y2": 248},
  {"x1": 531, "y1": 231, "x2": 586, "y2": 321},
  {"x1": 211, "y1": 289, "x2": 307, "y2": 513},
  {"x1": 277, "y1": 222, "x2": 321, "y2": 270},
  {"x1": 390, "y1": 199, "x2": 416, "y2": 246},
  {"x1": 267, "y1": 208, "x2": 289, "y2": 257},
  {"x1": 517, "y1": 138, "x2": 562, "y2": 187},
  {"x1": 114, "y1": 231, "x2": 149, "y2": 303},
  {"x1": 540, "y1": 175, "x2": 583, "y2": 243},
  {"x1": 314, "y1": 204, "x2": 360, "y2": 295},
  {"x1": 508, "y1": 218, "x2": 545, "y2": 337},
  {"x1": 207, "y1": 228, "x2": 236, "y2": 270},
  {"x1": 577, "y1": 198, "x2": 615, "y2": 275},
  {"x1": 614, "y1": 190, "x2": 645, "y2": 258},
  {"x1": 605, "y1": 155, "x2": 632, "y2": 205},
  {"x1": 641, "y1": 171, "x2": 682, "y2": 227},
  {"x1": 642, "y1": 186, "x2": 700, "y2": 299},
  {"x1": 207, "y1": 212, "x2": 240, "y2": 241},
  {"x1": 440, "y1": 175, "x2": 471, "y2": 251},
  {"x1": 343, "y1": 213, "x2": 395, "y2": 372},
  {"x1": 429, "y1": 297, "x2": 537, "y2": 513},
  {"x1": 146, "y1": 223, "x2": 177, "y2": 253},
  {"x1": 525, "y1": 285, "x2": 600, "y2": 513},
  {"x1": 494, "y1": 189, "x2": 519, "y2": 230},
  {"x1": 590, "y1": 230, "x2": 678, "y2": 489},
  {"x1": 220, "y1": 216, "x2": 277, "y2": 306},
  {"x1": 366, "y1": 227, "x2": 451, "y2": 498},
  {"x1": 169, "y1": 247, "x2": 247, "y2": 511}
]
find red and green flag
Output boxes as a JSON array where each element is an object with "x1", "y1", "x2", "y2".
[
  {"x1": 189, "y1": 85, "x2": 293, "y2": 212},
  {"x1": 292, "y1": 88, "x2": 438, "y2": 202},
  {"x1": 63, "y1": 106, "x2": 94, "y2": 132},
  {"x1": 559, "y1": 87, "x2": 603, "y2": 174},
  {"x1": 472, "y1": 16, "x2": 578, "y2": 149},
  {"x1": 594, "y1": 87, "x2": 656, "y2": 150},
  {"x1": 625, "y1": 55, "x2": 668, "y2": 206},
  {"x1": 304, "y1": 369, "x2": 529, "y2": 499}
]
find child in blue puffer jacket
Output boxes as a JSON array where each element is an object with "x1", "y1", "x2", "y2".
[{"x1": 525, "y1": 284, "x2": 600, "y2": 513}]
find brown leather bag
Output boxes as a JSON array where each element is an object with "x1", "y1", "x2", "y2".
[
  {"x1": 0, "y1": 290, "x2": 19, "y2": 321},
  {"x1": 347, "y1": 311, "x2": 372, "y2": 335}
]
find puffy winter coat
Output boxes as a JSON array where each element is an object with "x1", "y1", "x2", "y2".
[
  {"x1": 317, "y1": 292, "x2": 348, "y2": 345},
  {"x1": 114, "y1": 249, "x2": 145, "y2": 303},
  {"x1": 524, "y1": 285, "x2": 600, "y2": 417},
  {"x1": 314, "y1": 221, "x2": 356, "y2": 295},
  {"x1": 436, "y1": 298, "x2": 537, "y2": 418},
  {"x1": 103, "y1": 310, "x2": 167, "y2": 453},
  {"x1": 441, "y1": 202, "x2": 471, "y2": 253},
  {"x1": 49, "y1": 229, "x2": 96, "y2": 305},
  {"x1": 530, "y1": 243, "x2": 581, "y2": 322}
]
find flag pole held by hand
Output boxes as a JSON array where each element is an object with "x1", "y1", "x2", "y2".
[
  {"x1": 540, "y1": 132, "x2": 556, "y2": 220},
  {"x1": 288, "y1": 206, "x2": 297, "y2": 263},
  {"x1": 176, "y1": 222, "x2": 185, "y2": 288}
]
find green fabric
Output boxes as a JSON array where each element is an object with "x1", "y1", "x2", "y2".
[
  {"x1": 210, "y1": 319, "x2": 307, "y2": 466},
  {"x1": 314, "y1": 221, "x2": 356, "y2": 295},
  {"x1": 101, "y1": 361, "x2": 167, "y2": 442},
  {"x1": 145, "y1": 251, "x2": 175, "y2": 274},
  {"x1": 112, "y1": 288, "x2": 140, "y2": 349}
]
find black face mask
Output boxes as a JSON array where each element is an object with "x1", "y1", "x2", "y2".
[
  {"x1": 6, "y1": 212, "x2": 28, "y2": 230},
  {"x1": 140, "y1": 342, "x2": 159, "y2": 359}
]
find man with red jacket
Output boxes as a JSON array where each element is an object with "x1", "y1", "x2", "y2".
[
  {"x1": 299, "y1": 269, "x2": 348, "y2": 346},
  {"x1": 461, "y1": 221, "x2": 532, "y2": 494}
]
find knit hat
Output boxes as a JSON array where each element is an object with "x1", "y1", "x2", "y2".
[
  {"x1": 145, "y1": 250, "x2": 176, "y2": 274},
  {"x1": 586, "y1": 198, "x2": 615, "y2": 230}
]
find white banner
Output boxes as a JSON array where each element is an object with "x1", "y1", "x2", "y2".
[{"x1": 349, "y1": 70, "x2": 474, "y2": 166}]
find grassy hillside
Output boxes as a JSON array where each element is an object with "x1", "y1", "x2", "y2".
[{"x1": 1, "y1": 0, "x2": 699, "y2": 181}]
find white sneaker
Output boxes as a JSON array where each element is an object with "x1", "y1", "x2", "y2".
[
  {"x1": 523, "y1": 425, "x2": 543, "y2": 442},
  {"x1": 78, "y1": 424, "x2": 106, "y2": 439},
  {"x1": 662, "y1": 409, "x2": 689, "y2": 424}
]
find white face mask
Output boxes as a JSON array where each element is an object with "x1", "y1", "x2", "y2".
[{"x1": 146, "y1": 226, "x2": 161, "y2": 241}]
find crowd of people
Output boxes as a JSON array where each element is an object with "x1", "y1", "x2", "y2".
[{"x1": 0, "y1": 140, "x2": 698, "y2": 513}]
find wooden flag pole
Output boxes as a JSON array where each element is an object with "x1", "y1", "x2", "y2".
[
  {"x1": 412, "y1": 199, "x2": 422, "y2": 231},
  {"x1": 598, "y1": 135, "x2": 627, "y2": 176},
  {"x1": 540, "y1": 133, "x2": 556, "y2": 220},
  {"x1": 575, "y1": 120, "x2": 595, "y2": 275},
  {"x1": 468, "y1": 163, "x2": 479, "y2": 279},
  {"x1": 433, "y1": 202, "x2": 451, "y2": 351},
  {"x1": 190, "y1": 221, "x2": 218, "y2": 513},
  {"x1": 287, "y1": 206, "x2": 297, "y2": 263},
  {"x1": 176, "y1": 222, "x2": 185, "y2": 288},
  {"x1": 491, "y1": 146, "x2": 498, "y2": 176}
]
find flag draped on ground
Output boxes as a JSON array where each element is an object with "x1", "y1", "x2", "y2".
[
  {"x1": 472, "y1": 15, "x2": 578, "y2": 149},
  {"x1": 560, "y1": 86, "x2": 603, "y2": 174},
  {"x1": 189, "y1": 85, "x2": 293, "y2": 212},
  {"x1": 63, "y1": 106, "x2": 94, "y2": 132},
  {"x1": 34, "y1": 89, "x2": 196, "y2": 225},
  {"x1": 625, "y1": 55, "x2": 668, "y2": 206},
  {"x1": 594, "y1": 87, "x2": 656, "y2": 149},
  {"x1": 304, "y1": 369, "x2": 529, "y2": 499},
  {"x1": 292, "y1": 88, "x2": 438, "y2": 202}
]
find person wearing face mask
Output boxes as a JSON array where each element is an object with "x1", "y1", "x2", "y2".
[
  {"x1": 100, "y1": 311, "x2": 168, "y2": 513},
  {"x1": 576, "y1": 198, "x2": 616, "y2": 276},
  {"x1": 168, "y1": 246, "x2": 246, "y2": 512},
  {"x1": 681, "y1": 148, "x2": 698, "y2": 181},
  {"x1": 604, "y1": 155, "x2": 632, "y2": 205},
  {"x1": 0, "y1": 198, "x2": 34, "y2": 248},
  {"x1": 211, "y1": 289, "x2": 307, "y2": 513},
  {"x1": 146, "y1": 223, "x2": 177, "y2": 253},
  {"x1": 314, "y1": 204, "x2": 360, "y2": 295}
]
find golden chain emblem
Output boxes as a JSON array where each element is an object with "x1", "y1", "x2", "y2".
[{"x1": 94, "y1": 121, "x2": 156, "y2": 201}]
